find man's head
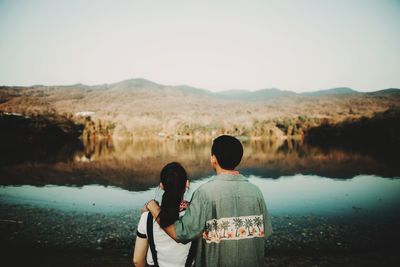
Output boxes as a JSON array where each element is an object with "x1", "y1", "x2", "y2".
[{"x1": 211, "y1": 135, "x2": 243, "y2": 171}]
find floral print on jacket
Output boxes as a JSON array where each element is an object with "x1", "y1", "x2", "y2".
[{"x1": 202, "y1": 215, "x2": 265, "y2": 243}]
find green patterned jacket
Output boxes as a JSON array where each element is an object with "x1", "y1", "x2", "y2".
[{"x1": 174, "y1": 173, "x2": 273, "y2": 267}]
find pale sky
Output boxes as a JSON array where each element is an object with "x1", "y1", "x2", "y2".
[{"x1": 0, "y1": 0, "x2": 399, "y2": 92}]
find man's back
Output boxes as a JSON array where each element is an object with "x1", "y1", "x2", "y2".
[{"x1": 174, "y1": 173, "x2": 273, "y2": 267}]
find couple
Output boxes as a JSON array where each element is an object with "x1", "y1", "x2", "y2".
[{"x1": 133, "y1": 135, "x2": 273, "y2": 267}]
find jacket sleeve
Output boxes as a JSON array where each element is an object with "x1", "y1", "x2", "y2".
[
  {"x1": 174, "y1": 189, "x2": 209, "y2": 243},
  {"x1": 260, "y1": 194, "x2": 273, "y2": 239}
]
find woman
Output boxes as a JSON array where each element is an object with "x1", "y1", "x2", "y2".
[{"x1": 133, "y1": 162, "x2": 195, "y2": 267}]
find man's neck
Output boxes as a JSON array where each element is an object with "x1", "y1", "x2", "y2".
[{"x1": 216, "y1": 168, "x2": 239, "y2": 175}]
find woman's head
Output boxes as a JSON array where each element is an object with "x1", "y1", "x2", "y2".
[{"x1": 158, "y1": 162, "x2": 188, "y2": 228}]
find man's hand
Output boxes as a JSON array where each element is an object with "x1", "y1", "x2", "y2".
[
  {"x1": 146, "y1": 199, "x2": 178, "y2": 241},
  {"x1": 146, "y1": 199, "x2": 161, "y2": 219},
  {"x1": 140, "y1": 205, "x2": 149, "y2": 214},
  {"x1": 141, "y1": 199, "x2": 158, "y2": 214}
]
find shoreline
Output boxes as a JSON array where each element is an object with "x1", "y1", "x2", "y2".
[
  {"x1": 1, "y1": 246, "x2": 398, "y2": 267},
  {"x1": 1, "y1": 203, "x2": 399, "y2": 266}
]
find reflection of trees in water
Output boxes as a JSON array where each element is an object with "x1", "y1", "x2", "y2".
[
  {"x1": 0, "y1": 113, "x2": 83, "y2": 166},
  {"x1": 77, "y1": 138, "x2": 211, "y2": 161},
  {"x1": 1, "y1": 138, "x2": 399, "y2": 190},
  {"x1": 277, "y1": 139, "x2": 304, "y2": 154},
  {"x1": 0, "y1": 139, "x2": 82, "y2": 166},
  {"x1": 75, "y1": 138, "x2": 115, "y2": 162},
  {"x1": 242, "y1": 138, "x2": 398, "y2": 179},
  {"x1": 73, "y1": 139, "x2": 214, "y2": 188}
]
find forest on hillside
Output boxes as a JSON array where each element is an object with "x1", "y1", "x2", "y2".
[{"x1": 1, "y1": 79, "x2": 400, "y2": 141}]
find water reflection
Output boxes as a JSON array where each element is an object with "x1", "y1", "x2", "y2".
[
  {"x1": 242, "y1": 139, "x2": 399, "y2": 179},
  {"x1": 0, "y1": 138, "x2": 399, "y2": 191}
]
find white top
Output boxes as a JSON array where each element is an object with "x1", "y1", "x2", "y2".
[{"x1": 137, "y1": 211, "x2": 192, "y2": 267}]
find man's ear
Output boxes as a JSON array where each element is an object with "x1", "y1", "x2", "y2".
[
  {"x1": 210, "y1": 155, "x2": 215, "y2": 164},
  {"x1": 210, "y1": 155, "x2": 218, "y2": 167},
  {"x1": 159, "y1": 182, "x2": 164, "y2": 190}
]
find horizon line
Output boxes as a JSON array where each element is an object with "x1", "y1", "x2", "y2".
[{"x1": 1, "y1": 77, "x2": 399, "y2": 93}]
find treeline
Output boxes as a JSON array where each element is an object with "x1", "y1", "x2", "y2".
[
  {"x1": 103, "y1": 116, "x2": 325, "y2": 140},
  {"x1": 0, "y1": 110, "x2": 324, "y2": 141},
  {"x1": 4, "y1": 108, "x2": 399, "y2": 144},
  {"x1": 1, "y1": 84, "x2": 399, "y2": 141},
  {"x1": 72, "y1": 115, "x2": 337, "y2": 140},
  {"x1": 0, "y1": 112, "x2": 83, "y2": 143},
  {"x1": 162, "y1": 116, "x2": 324, "y2": 140},
  {"x1": 304, "y1": 108, "x2": 400, "y2": 154}
]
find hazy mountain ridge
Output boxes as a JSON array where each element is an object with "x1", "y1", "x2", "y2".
[
  {"x1": 300, "y1": 87, "x2": 359, "y2": 96},
  {"x1": 216, "y1": 88, "x2": 298, "y2": 101},
  {"x1": 104, "y1": 79, "x2": 398, "y2": 96},
  {"x1": 1, "y1": 79, "x2": 398, "y2": 99},
  {"x1": 0, "y1": 78, "x2": 399, "y2": 139},
  {"x1": 82, "y1": 79, "x2": 400, "y2": 99},
  {"x1": 367, "y1": 88, "x2": 400, "y2": 96}
]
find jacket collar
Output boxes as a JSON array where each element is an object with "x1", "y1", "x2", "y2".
[{"x1": 213, "y1": 173, "x2": 247, "y2": 181}]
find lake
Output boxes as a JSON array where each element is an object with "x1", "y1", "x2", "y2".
[
  {"x1": 1, "y1": 175, "x2": 400, "y2": 217},
  {"x1": 1, "y1": 138, "x2": 400, "y2": 266},
  {"x1": 1, "y1": 137, "x2": 400, "y2": 215}
]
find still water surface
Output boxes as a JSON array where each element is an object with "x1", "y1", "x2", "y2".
[
  {"x1": 1, "y1": 175, "x2": 399, "y2": 218},
  {"x1": 1, "y1": 139, "x2": 399, "y2": 218}
]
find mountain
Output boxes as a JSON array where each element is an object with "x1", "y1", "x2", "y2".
[
  {"x1": 175, "y1": 85, "x2": 212, "y2": 96},
  {"x1": 215, "y1": 87, "x2": 363, "y2": 101},
  {"x1": 1, "y1": 78, "x2": 399, "y2": 140},
  {"x1": 301, "y1": 87, "x2": 358, "y2": 96},
  {"x1": 367, "y1": 88, "x2": 400, "y2": 96},
  {"x1": 215, "y1": 88, "x2": 297, "y2": 101},
  {"x1": 109, "y1": 78, "x2": 162, "y2": 91}
]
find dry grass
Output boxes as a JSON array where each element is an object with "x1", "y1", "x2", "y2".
[{"x1": 1, "y1": 81, "x2": 399, "y2": 139}]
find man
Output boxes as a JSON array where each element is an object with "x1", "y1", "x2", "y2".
[{"x1": 146, "y1": 135, "x2": 272, "y2": 266}]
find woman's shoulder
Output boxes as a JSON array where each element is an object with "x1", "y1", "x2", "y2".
[
  {"x1": 137, "y1": 211, "x2": 150, "y2": 237},
  {"x1": 139, "y1": 211, "x2": 150, "y2": 221}
]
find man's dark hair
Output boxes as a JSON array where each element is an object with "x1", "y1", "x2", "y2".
[{"x1": 211, "y1": 135, "x2": 243, "y2": 170}]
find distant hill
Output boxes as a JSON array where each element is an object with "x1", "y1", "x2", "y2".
[
  {"x1": 108, "y1": 78, "x2": 163, "y2": 91},
  {"x1": 216, "y1": 88, "x2": 297, "y2": 101},
  {"x1": 301, "y1": 87, "x2": 358, "y2": 96},
  {"x1": 175, "y1": 85, "x2": 212, "y2": 96},
  {"x1": 213, "y1": 87, "x2": 364, "y2": 100},
  {"x1": 0, "y1": 78, "x2": 399, "y2": 139},
  {"x1": 367, "y1": 88, "x2": 400, "y2": 96}
]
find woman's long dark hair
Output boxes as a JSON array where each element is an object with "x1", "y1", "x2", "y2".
[{"x1": 159, "y1": 162, "x2": 188, "y2": 228}]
